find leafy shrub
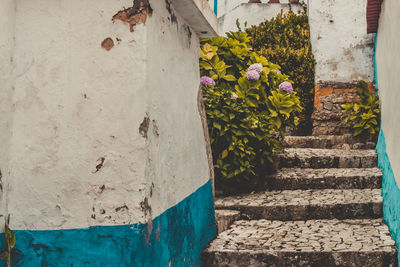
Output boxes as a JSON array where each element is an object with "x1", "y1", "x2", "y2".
[
  {"x1": 245, "y1": 10, "x2": 315, "y2": 135},
  {"x1": 200, "y1": 32, "x2": 302, "y2": 190},
  {"x1": 341, "y1": 81, "x2": 381, "y2": 141}
]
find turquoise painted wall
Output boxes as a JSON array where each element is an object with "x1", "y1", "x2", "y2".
[
  {"x1": 377, "y1": 130, "x2": 400, "y2": 266},
  {"x1": 0, "y1": 180, "x2": 216, "y2": 266}
]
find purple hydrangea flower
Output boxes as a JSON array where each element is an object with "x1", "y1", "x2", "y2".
[
  {"x1": 248, "y1": 63, "x2": 263, "y2": 73},
  {"x1": 200, "y1": 76, "x2": 215, "y2": 86},
  {"x1": 246, "y1": 70, "x2": 260, "y2": 81},
  {"x1": 279, "y1": 81, "x2": 294, "y2": 93}
]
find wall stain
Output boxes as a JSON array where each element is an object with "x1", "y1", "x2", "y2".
[
  {"x1": 115, "y1": 205, "x2": 129, "y2": 212},
  {"x1": 92, "y1": 157, "x2": 106, "y2": 174},
  {"x1": 139, "y1": 117, "x2": 150, "y2": 138},
  {"x1": 185, "y1": 25, "x2": 192, "y2": 48},
  {"x1": 165, "y1": 0, "x2": 177, "y2": 24},
  {"x1": 152, "y1": 120, "x2": 159, "y2": 137},
  {"x1": 112, "y1": 0, "x2": 153, "y2": 32},
  {"x1": 101, "y1": 38, "x2": 114, "y2": 51}
]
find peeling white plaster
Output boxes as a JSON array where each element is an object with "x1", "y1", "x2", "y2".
[
  {"x1": 309, "y1": 0, "x2": 374, "y2": 82},
  {"x1": 1, "y1": 0, "x2": 211, "y2": 231}
]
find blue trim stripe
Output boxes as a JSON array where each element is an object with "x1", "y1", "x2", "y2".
[
  {"x1": 1, "y1": 180, "x2": 216, "y2": 267},
  {"x1": 376, "y1": 130, "x2": 400, "y2": 266},
  {"x1": 373, "y1": 33, "x2": 379, "y2": 90},
  {"x1": 214, "y1": 0, "x2": 218, "y2": 16}
]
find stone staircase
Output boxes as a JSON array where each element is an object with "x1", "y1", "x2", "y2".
[{"x1": 202, "y1": 135, "x2": 397, "y2": 266}]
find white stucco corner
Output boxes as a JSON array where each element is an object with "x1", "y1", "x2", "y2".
[
  {"x1": 1, "y1": 0, "x2": 212, "y2": 231},
  {"x1": 376, "y1": 0, "x2": 400, "y2": 185},
  {"x1": 172, "y1": 0, "x2": 219, "y2": 37}
]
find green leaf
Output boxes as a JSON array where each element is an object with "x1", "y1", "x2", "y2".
[
  {"x1": 221, "y1": 150, "x2": 228, "y2": 159},
  {"x1": 223, "y1": 74, "x2": 236, "y2": 82}
]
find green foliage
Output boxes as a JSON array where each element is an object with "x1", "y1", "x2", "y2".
[
  {"x1": 246, "y1": 10, "x2": 315, "y2": 135},
  {"x1": 341, "y1": 81, "x2": 381, "y2": 141},
  {"x1": 0, "y1": 215, "x2": 15, "y2": 267},
  {"x1": 200, "y1": 32, "x2": 302, "y2": 187}
]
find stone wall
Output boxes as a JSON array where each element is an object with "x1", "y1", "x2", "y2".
[{"x1": 312, "y1": 82, "x2": 375, "y2": 136}]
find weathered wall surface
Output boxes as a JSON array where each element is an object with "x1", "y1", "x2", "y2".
[
  {"x1": 0, "y1": 0, "x2": 16, "y2": 229},
  {"x1": 218, "y1": 3, "x2": 303, "y2": 35},
  {"x1": 217, "y1": 0, "x2": 303, "y2": 18},
  {"x1": 145, "y1": 0, "x2": 211, "y2": 220},
  {"x1": 376, "y1": 0, "x2": 400, "y2": 186},
  {"x1": 9, "y1": 0, "x2": 149, "y2": 231},
  {"x1": 375, "y1": 0, "x2": 400, "y2": 260},
  {"x1": 0, "y1": 0, "x2": 216, "y2": 265},
  {"x1": 309, "y1": 0, "x2": 374, "y2": 82}
]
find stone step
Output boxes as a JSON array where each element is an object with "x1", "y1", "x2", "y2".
[
  {"x1": 312, "y1": 120, "x2": 352, "y2": 136},
  {"x1": 215, "y1": 210, "x2": 241, "y2": 234},
  {"x1": 202, "y1": 219, "x2": 397, "y2": 267},
  {"x1": 214, "y1": 189, "x2": 382, "y2": 221},
  {"x1": 280, "y1": 148, "x2": 377, "y2": 168},
  {"x1": 283, "y1": 135, "x2": 375, "y2": 149},
  {"x1": 266, "y1": 168, "x2": 382, "y2": 190}
]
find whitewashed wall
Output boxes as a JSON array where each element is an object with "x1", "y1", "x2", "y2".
[
  {"x1": 2, "y1": 0, "x2": 214, "y2": 231},
  {"x1": 309, "y1": 0, "x2": 374, "y2": 82},
  {"x1": 217, "y1": 0, "x2": 374, "y2": 83},
  {"x1": 0, "y1": 0, "x2": 15, "y2": 230},
  {"x1": 218, "y1": 3, "x2": 303, "y2": 35},
  {"x1": 376, "y1": 0, "x2": 400, "y2": 185}
]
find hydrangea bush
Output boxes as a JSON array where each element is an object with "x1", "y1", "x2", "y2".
[
  {"x1": 246, "y1": 10, "x2": 316, "y2": 135},
  {"x1": 200, "y1": 32, "x2": 302, "y2": 191}
]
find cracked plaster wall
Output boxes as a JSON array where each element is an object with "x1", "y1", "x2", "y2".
[
  {"x1": 309, "y1": 0, "x2": 374, "y2": 82},
  {"x1": 1, "y1": 0, "x2": 211, "y2": 233}
]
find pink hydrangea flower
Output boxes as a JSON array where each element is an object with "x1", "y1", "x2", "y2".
[
  {"x1": 200, "y1": 76, "x2": 215, "y2": 86},
  {"x1": 279, "y1": 81, "x2": 293, "y2": 93},
  {"x1": 248, "y1": 63, "x2": 263, "y2": 73},
  {"x1": 246, "y1": 70, "x2": 260, "y2": 81}
]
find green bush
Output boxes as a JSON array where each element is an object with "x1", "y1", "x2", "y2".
[
  {"x1": 341, "y1": 81, "x2": 381, "y2": 141},
  {"x1": 245, "y1": 10, "x2": 315, "y2": 135},
  {"x1": 200, "y1": 32, "x2": 302, "y2": 190}
]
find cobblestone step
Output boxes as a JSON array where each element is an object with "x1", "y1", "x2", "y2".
[
  {"x1": 280, "y1": 148, "x2": 377, "y2": 168},
  {"x1": 283, "y1": 135, "x2": 376, "y2": 149},
  {"x1": 215, "y1": 210, "x2": 241, "y2": 234},
  {"x1": 202, "y1": 219, "x2": 397, "y2": 267},
  {"x1": 214, "y1": 189, "x2": 382, "y2": 221},
  {"x1": 266, "y1": 168, "x2": 382, "y2": 190}
]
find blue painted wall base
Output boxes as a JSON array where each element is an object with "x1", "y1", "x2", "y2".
[
  {"x1": 377, "y1": 130, "x2": 400, "y2": 266},
  {"x1": 1, "y1": 180, "x2": 216, "y2": 266}
]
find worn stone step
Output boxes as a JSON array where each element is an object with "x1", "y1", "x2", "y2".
[
  {"x1": 312, "y1": 120, "x2": 352, "y2": 136},
  {"x1": 202, "y1": 219, "x2": 397, "y2": 267},
  {"x1": 266, "y1": 168, "x2": 382, "y2": 190},
  {"x1": 283, "y1": 135, "x2": 376, "y2": 149},
  {"x1": 280, "y1": 148, "x2": 377, "y2": 168},
  {"x1": 215, "y1": 210, "x2": 241, "y2": 234},
  {"x1": 214, "y1": 189, "x2": 382, "y2": 220}
]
